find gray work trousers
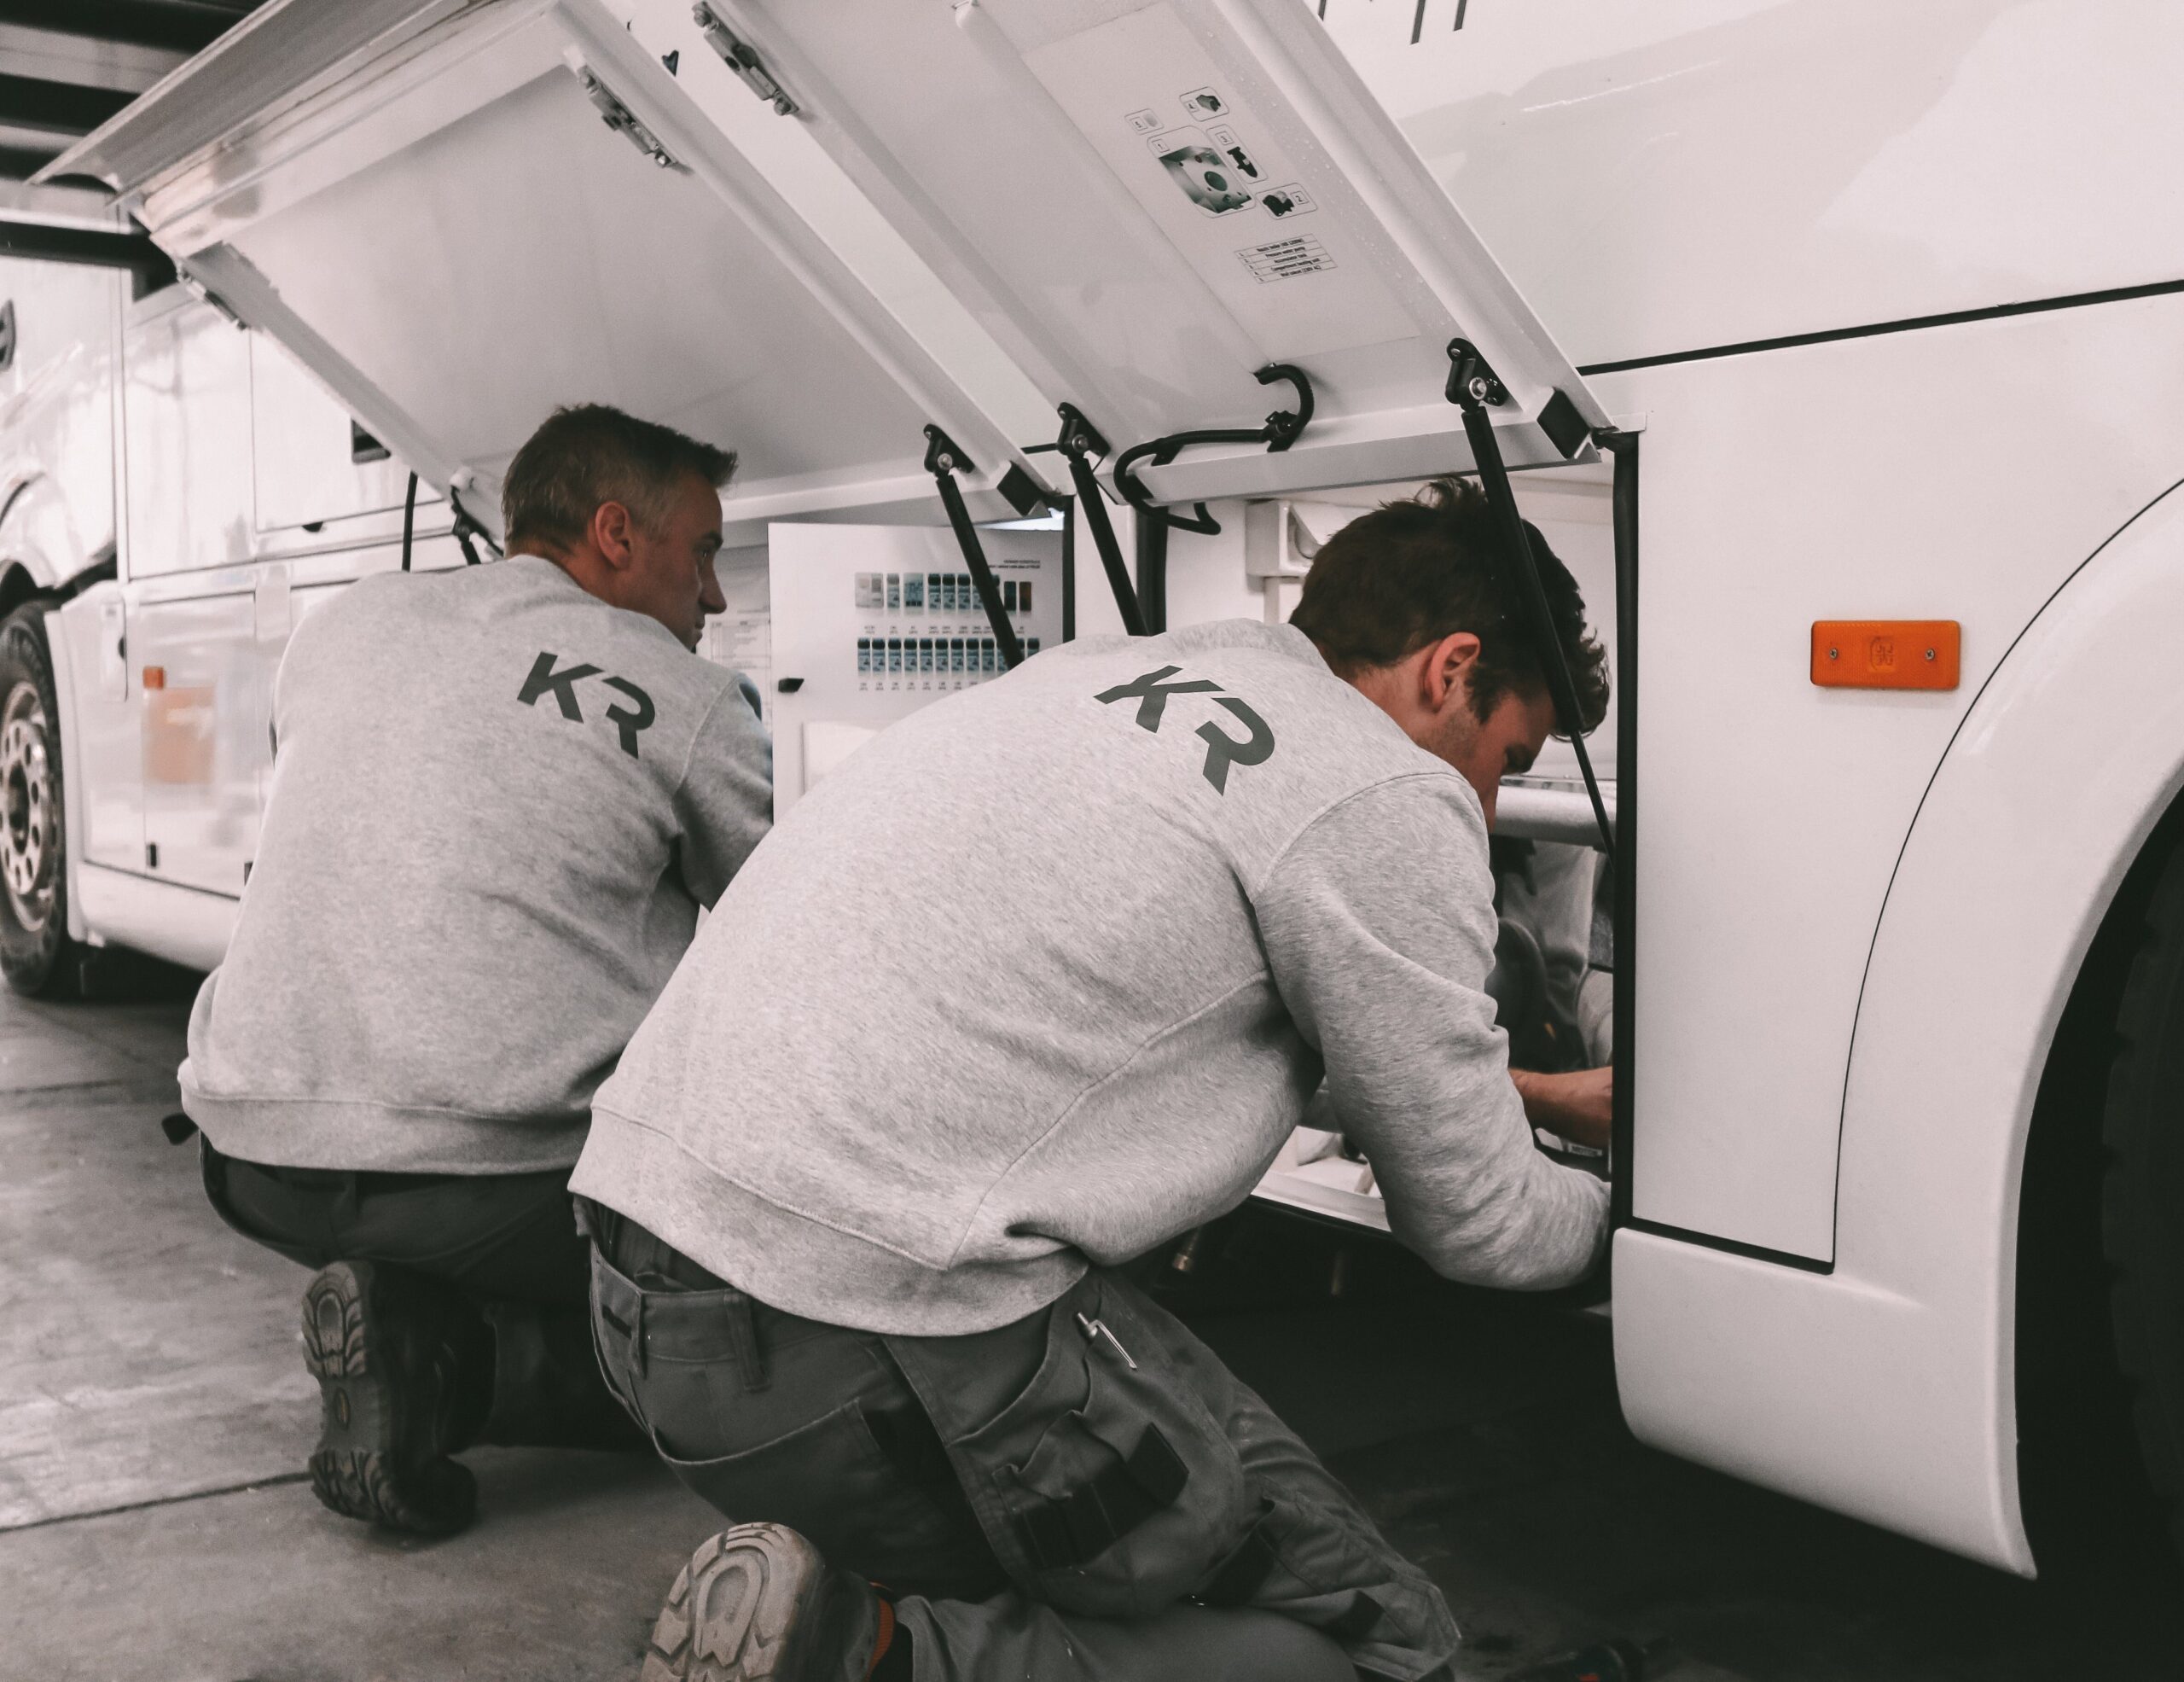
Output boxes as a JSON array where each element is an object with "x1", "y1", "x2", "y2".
[{"x1": 585, "y1": 1211, "x2": 1457, "y2": 1681}]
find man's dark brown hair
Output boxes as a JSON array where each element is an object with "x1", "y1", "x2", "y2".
[
  {"x1": 1290, "y1": 476, "x2": 1610, "y2": 734},
  {"x1": 502, "y1": 404, "x2": 736, "y2": 553}
]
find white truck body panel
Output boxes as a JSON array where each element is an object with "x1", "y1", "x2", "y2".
[
  {"x1": 1620, "y1": 471, "x2": 2184, "y2": 1574},
  {"x1": 1325, "y1": 0, "x2": 2184, "y2": 367},
  {"x1": 0, "y1": 259, "x2": 124, "y2": 592}
]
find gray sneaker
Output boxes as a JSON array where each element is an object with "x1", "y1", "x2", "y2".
[
  {"x1": 300, "y1": 1260, "x2": 477, "y2": 1536},
  {"x1": 642, "y1": 1524, "x2": 880, "y2": 1682}
]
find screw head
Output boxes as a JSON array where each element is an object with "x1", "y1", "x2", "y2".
[
  {"x1": 1925, "y1": 648, "x2": 1936, "y2": 661},
  {"x1": 1827, "y1": 647, "x2": 1839, "y2": 660}
]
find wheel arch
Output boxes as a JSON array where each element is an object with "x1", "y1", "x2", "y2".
[
  {"x1": 1617, "y1": 475, "x2": 2184, "y2": 1580},
  {"x1": 1830, "y1": 473, "x2": 2184, "y2": 1566}
]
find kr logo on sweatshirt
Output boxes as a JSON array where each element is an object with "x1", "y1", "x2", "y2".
[
  {"x1": 1095, "y1": 666, "x2": 1275, "y2": 794},
  {"x1": 519, "y1": 653, "x2": 654, "y2": 759}
]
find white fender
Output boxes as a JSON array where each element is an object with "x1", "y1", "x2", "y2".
[{"x1": 1618, "y1": 478, "x2": 2184, "y2": 1574}]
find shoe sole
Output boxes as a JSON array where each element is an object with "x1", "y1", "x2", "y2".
[
  {"x1": 642, "y1": 1524, "x2": 859, "y2": 1682},
  {"x1": 301, "y1": 1261, "x2": 476, "y2": 1536}
]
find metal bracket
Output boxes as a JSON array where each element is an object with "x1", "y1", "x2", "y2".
[
  {"x1": 1055, "y1": 404, "x2": 1145, "y2": 636},
  {"x1": 573, "y1": 65, "x2": 686, "y2": 171},
  {"x1": 693, "y1": 3, "x2": 799, "y2": 116},
  {"x1": 922, "y1": 427, "x2": 1025, "y2": 669},
  {"x1": 1111, "y1": 363, "x2": 1316, "y2": 538},
  {"x1": 1443, "y1": 340, "x2": 1614, "y2": 857}
]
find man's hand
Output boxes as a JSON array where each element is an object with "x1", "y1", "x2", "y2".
[{"x1": 1511, "y1": 1066, "x2": 1612, "y2": 1151}]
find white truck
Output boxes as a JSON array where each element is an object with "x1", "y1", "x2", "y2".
[{"x1": 15, "y1": 0, "x2": 2183, "y2": 1581}]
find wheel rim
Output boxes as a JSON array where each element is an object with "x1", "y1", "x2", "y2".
[{"x1": 1, "y1": 678, "x2": 57, "y2": 934}]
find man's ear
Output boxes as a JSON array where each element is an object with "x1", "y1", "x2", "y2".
[
  {"x1": 1420, "y1": 631, "x2": 1483, "y2": 714},
  {"x1": 590, "y1": 500, "x2": 638, "y2": 572}
]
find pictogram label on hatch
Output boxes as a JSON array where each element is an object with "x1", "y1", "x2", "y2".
[{"x1": 1237, "y1": 236, "x2": 1336, "y2": 282}]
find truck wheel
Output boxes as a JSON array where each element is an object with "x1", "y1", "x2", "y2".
[
  {"x1": 0, "y1": 604, "x2": 86, "y2": 996},
  {"x1": 2104, "y1": 840, "x2": 2184, "y2": 1558}
]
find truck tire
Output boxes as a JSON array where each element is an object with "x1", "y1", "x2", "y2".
[
  {"x1": 0, "y1": 603, "x2": 88, "y2": 996},
  {"x1": 2103, "y1": 840, "x2": 2184, "y2": 1559}
]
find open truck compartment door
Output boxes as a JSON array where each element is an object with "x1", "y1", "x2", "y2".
[
  {"x1": 614, "y1": 0, "x2": 1611, "y2": 505},
  {"x1": 44, "y1": 0, "x2": 1064, "y2": 540},
  {"x1": 53, "y1": 0, "x2": 1610, "y2": 532}
]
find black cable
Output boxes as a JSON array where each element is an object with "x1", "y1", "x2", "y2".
[
  {"x1": 1111, "y1": 364, "x2": 1313, "y2": 538},
  {"x1": 399, "y1": 471, "x2": 418, "y2": 572}
]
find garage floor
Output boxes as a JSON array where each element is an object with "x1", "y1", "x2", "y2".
[{"x1": 0, "y1": 982, "x2": 2174, "y2": 1681}]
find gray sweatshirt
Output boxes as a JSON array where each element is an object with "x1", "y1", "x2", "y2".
[
  {"x1": 572, "y1": 620, "x2": 1606, "y2": 1334},
  {"x1": 179, "y1": 556, "x2": 772, "y2": 1173}
]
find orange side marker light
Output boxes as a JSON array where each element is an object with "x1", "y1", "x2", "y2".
[
  {"x1": 142, "y1": 666, "x2": 166, "y2": 690},
  {"x1": 1811, "y1": 620, "x2": 1959, "y2": 690}
]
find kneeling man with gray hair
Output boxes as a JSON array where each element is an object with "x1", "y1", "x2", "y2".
[
  {"x1": 572, "y1": 477, "x2": 1612, "y2": 1682},
  {"x1": 179, "y1": 404, "x2": 771, "y2": 1535}
]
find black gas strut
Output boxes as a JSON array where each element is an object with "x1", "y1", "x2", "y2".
[
  {"x1": 923, "y1": 425, "x2": 1033, "y2": 669},
  {"x1": 1443, "y1": 339, "x2": 1614, "y2": 858},
  {"x1": 1111, "y1": 364, "x2": 1314, "y2": 538},
  {"x1": 1054, "y1": 404, "x2": 1145, "y2": 635}
]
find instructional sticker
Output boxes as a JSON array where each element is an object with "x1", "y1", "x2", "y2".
[
  {"x1": 1237, "y1": 236, "x2": 1337, "y2": 282},
  {"x1": 1261, "y1": 183, "x2": 1316, "y2": 219},
  {"x1": 1179, "y1": 86, "x2": 1228, "y2": 118},
  {"x1": 1205, "y1": 125, "x2": 1262, "y2": 182},
  {"x1": 1153, "y1": 128, "x2": 1255, "y2": 215},
  {"x1": 1125, "y1": 108, "x2": 1162, "y2": 134}
]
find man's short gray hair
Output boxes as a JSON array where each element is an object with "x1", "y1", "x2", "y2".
[{"x1": 502, "y1": 404, "x2": 736, "y2": 552}]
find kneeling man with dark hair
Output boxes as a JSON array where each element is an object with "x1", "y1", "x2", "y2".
[
  {"x1": 572, "y1": 477, "x2": 1612, "y2": 1681},
  {"x1": 179, "y1": 404, "x2": 771, "y2": 1534}
]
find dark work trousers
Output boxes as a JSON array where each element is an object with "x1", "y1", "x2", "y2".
[
  {"x1": 202, "y1": 1141, "x2": 638, "y2": 1451},
  {"x1": 584, "y1": 1208, "x2": 1458, "y2": 1682}
]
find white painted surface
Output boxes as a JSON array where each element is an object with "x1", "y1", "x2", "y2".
[
  {"x1": 100, "y1": 0, "x2": 1063, "y2": 539},
  {"x1": 1326, "y1": 0, "x2": 2184, "y2": 367},
  {"x1": 624, "y1": 0, "x2": 1603, "y2": 498},
  {"x1": 0, "y1": 258, "x2": 123, "y2": 590},
  {"x1": 1619, "y1": 478, "x2": 2184, "y2": 1574},
  {"x1": 1606, "y1": 288, "x2": 2184, "y2": 1260},
  {"x1": 73, "y1": 860, "x2": 237, "y2": 975}
]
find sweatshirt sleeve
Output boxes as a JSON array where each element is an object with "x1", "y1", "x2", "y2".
[
  {"x1": 673, "y1": 675, "x2": 775, "y2": 908},
  {"x1": 1253, "y1": 772, "x2": 1608, "y2": 1289}
]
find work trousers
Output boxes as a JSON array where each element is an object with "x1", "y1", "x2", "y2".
[
  {"x1": 201, "y1": 1142, "x2": 636, "y2": 1451},
  {"x1": 586, "y1": 1209, "x2": 1458, "y2": 1682}
]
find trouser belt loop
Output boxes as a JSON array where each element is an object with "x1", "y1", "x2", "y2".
[{"x1": 724, "y1": 1291, "x2": 770, "y2": 1393}]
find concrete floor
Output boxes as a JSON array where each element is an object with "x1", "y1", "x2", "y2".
[{"x1": 0, "y1": 982, "x2": 2174, "y2": 1681}]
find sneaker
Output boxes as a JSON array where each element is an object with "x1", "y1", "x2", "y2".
[
  {"x1": 300, "y1": 1260, "x2": 478, "y2": 1536},
  {"x1": 642, "y1": 1524, "x2": 880, "y2": 1682}
]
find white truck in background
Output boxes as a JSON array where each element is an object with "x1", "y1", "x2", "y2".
[{"x1": 15, "y1": 0, "x2": 2184, "y2": 1587}]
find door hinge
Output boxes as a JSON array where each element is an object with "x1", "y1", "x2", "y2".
[
  {"x1": 177, "y1": 272, "x2": 243, "y2": 329},
  {"x1": 692, "y1": 3, "x2": 799, "y2": 116},
  {"x1": 569, "y1": 58, "x2": 687, "y2": 171}
]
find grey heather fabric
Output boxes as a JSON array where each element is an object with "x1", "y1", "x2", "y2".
[
  {"x1": 180, "y1": 556, "x2": 772, "y2": 1173},
  {"x1": 572, "y1": 619, "x2": 1606, "y2": 1334}
]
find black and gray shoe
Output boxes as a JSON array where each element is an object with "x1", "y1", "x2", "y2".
[
  {"x1": 642, "y1": 1524, "x2": 880, "y2": 1682},
  {"x1": 300, "y1": 1260, "x2": 477, "y2": 1536}
]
